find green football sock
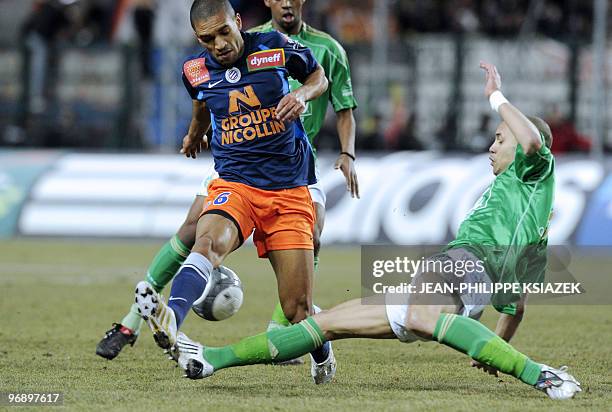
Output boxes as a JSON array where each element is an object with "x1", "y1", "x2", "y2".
[
  {"x1": 267, "y1": 303, "x2": 291, "y2": 331},
  {"x1": 121, "y1": 303, "x2": 143, "y2": 333},
  {"x1": 204, "y1": 317, "x2": 325, "y2": 371},
  {"x1": 433, "y1": 313, "x2": 542, "y2": 385},
  {"x1": 145, "y1": 235, "x2": 190, "y2": 292}
]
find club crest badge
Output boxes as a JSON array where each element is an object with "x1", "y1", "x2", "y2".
[{"x1": 225, "y1": 67, "x2": 242, "y2": 84}]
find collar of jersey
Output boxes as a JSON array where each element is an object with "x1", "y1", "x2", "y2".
[{"x1": 263, "y1": 19, "x2": 307, "y2": 38}]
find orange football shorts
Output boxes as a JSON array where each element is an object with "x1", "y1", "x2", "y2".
[{"x1": 202, "y1": 178, "x2": 314, "y2": 258}]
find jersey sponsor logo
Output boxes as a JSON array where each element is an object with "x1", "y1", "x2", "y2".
[
  {"x1": 247, "y1": 49, "x2": 286, "y2": 72},
  {"x1": 225, "y1": 67, "x2": 241, "y2": 84},
  {"x1": 221, "y1": 86, "x2": 286, "y2": 145},
  {"x1": 208, "y1": 79, "x2": 223, "y2": 88},
  {"x1": 228, "y1": 86, "x2": 262, "y2": 114},
  {"x1": 183, "y1": 58, "x2": 210, "y2": 87}
]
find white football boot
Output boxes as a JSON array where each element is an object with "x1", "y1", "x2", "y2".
[
  {"x1": 535, "y1": 365, "x2": 582, "y2": 400},
  {"x1": 134, "y1": 281, "x2": 177, "y2": 351},
  {"x1": 176, "y1": 332, "x2": 214, "y2": 379},
  {"x1": 310, "y1": 345, "x2": 337, "y2": 385}
]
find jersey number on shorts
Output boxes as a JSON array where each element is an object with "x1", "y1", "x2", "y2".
[{"x1": 213, "y1": 192, "x2": 232, "y2": 205}]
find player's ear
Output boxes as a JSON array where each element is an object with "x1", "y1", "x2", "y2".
[
  {"x1": 263, "y1": 0, "x2": 271, "y2": 7},
  {"x1": 235, "y1": 13, "x2": 242, "y2": 30}
]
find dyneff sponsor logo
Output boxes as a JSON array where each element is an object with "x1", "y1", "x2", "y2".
[
  {"x1": 247, "y1": 49, "x2": 286, "y2": 72},
  {"x1": 251, "y1": 52, "x2": 281, "y2": 65}
]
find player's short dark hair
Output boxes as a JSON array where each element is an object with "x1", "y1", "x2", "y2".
[
  {"x1": 190, "y1": 0, "x2": 235, "y2": 29},
  {"x1": 527, "y1": 116, "x2": 553, "y2": 149}
]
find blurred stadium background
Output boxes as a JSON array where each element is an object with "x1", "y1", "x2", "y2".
[{"x1": 0, "y1": 0, "x2": 611, "y2": 244}]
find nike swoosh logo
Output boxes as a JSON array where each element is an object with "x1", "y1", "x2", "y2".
[{"x1": 208, "y1": 79, "x2": 223, "y2": 88}]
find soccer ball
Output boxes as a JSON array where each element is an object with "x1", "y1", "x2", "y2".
[{"x1": 192, "y1": 265, "x2": 244, "y2": 321}]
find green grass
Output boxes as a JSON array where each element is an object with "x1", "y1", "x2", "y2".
[{"x1": 0, "y1": 239, "x2": 610, "y2": 411}]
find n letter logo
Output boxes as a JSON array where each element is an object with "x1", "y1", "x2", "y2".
[{"x1": 228, "y1": 86, "x2": 262, "y2": 114}]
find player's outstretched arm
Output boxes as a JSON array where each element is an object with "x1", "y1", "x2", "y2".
[
  {"x1": 494, "y1": 298, "x2": 526, "y2": 343},
  {"x1": 480, "y1": 61, "x2": 542, "y2": 155},
  {"x1": 334, "y1": 109, "x2": 360, "y2": 198},
  {"x1": 275, "y1": 64, "x2": 328, "y2": 122},
  {"x1": 181, "y1": 100, "x2": 211, "y2": 159}
]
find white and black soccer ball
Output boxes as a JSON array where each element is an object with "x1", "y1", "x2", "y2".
[{"x1": 192, "y1": 265, "x2": 244, "y2": 321}]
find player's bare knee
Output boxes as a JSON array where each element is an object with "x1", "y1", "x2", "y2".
[
  {"x1": 405, "y1": 311, "x2": 425, "y2": 335},
  {"x1": 281, "y1": 295, "x2": 311, "y2": 324},
  {"x1": 192, "y1": 235, "x2": 225, "y2": 267},
  {"x1": 405, "y1": 308, "x2": 435, "y2": 338}
]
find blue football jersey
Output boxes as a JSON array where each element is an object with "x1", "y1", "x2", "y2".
[{"x1": 182, "y1": 31, "x2": 318, "y2": 190}]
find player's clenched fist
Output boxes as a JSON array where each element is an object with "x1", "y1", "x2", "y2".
[
  {"x1": 275, "y1": 91, "x2": 306, "y2": 122},
  {"x1": 180, "y1": 133, "x2": 208, "y2": 159}
]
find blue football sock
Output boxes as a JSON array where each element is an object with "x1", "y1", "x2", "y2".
[
  {"x1": 168, "y1": 252, "x2": 213, "y2": 328},
  {"x1": 309, "y1": 305, "x2": 331, "y2": 363}
]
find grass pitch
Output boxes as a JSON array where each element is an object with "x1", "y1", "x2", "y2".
[{"x1": 0, "y1": 239, "x2": 610, "y2": 411}]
